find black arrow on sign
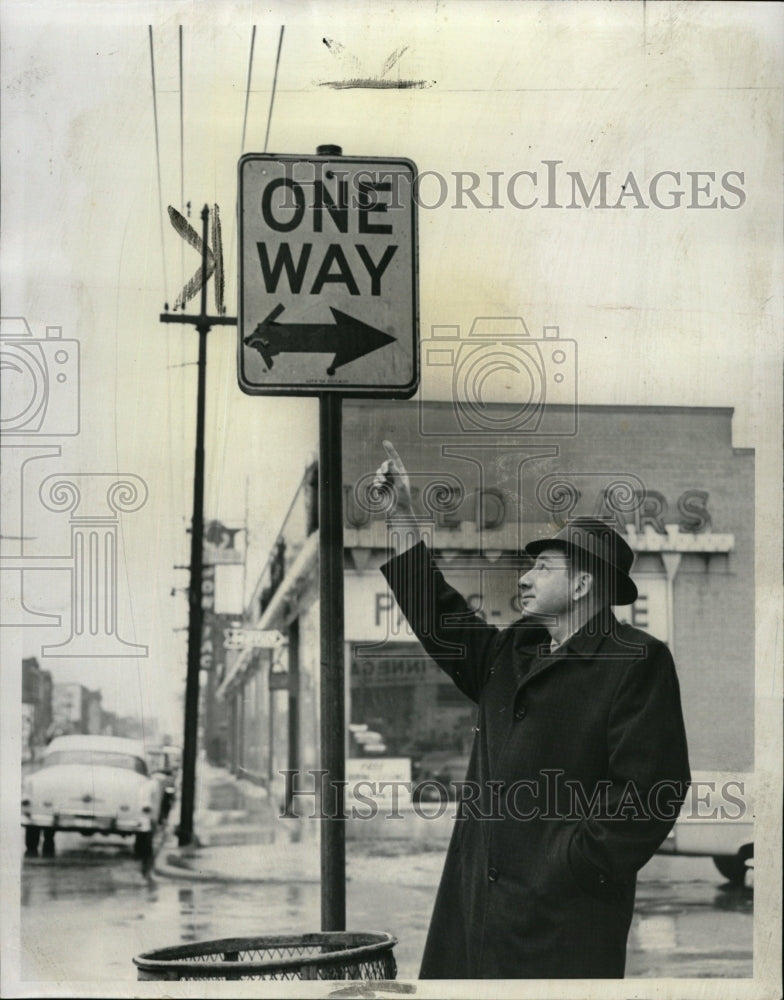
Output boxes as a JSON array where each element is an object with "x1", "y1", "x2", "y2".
[{"x1": 244, "y1": 304, "x2": 396, "y2": 375}]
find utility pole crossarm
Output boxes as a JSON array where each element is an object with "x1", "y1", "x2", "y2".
[{"x1": 160, "y1": 313, "x2": 237, "y2": 328}]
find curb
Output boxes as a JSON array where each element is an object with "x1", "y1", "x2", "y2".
[
  {"x1": 153, "y1": 837, "x2": 322, "y2": 885},
  {"x1": 153, "y1": 857, "x2": 321, "y2": 885}
]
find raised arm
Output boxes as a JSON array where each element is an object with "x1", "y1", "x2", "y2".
[
  {"x1": 376, "y1": 441, "x2": 501, "y2": 701},
  {"x1": 372, "y1": 439, "x2": 421, "y2": 554}
]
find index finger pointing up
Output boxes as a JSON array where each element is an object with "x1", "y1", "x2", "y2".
[{"x1": 382, "y1": 440, "x2": 403, "y2": 467}]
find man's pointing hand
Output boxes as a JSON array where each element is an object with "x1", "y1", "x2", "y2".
[{"x1": 373, "y1": 439, "x2": 415, "y2": 520}]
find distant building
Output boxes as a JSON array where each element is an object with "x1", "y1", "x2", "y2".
[
  {"x1": 51, "y1": 682, "x2": 88, "y2": 736},
  {"x1": 85, "y1": 688, "x2": 103, "y2": 735},
  {"x1": 22, "y1": 658, "x2": 53, "y2": 758},
  {"x1": 115, "y1": 715, "x2": 145, "y2": 740},
  {"x1": 101, "y1": 709, "x2": 119, "y2": 736},
  {"x1": 218, "y1": 460, "x2": 319, "y2": 796},
  {"x1": 203, "y1": 612, "x2": 234, "y2": 767}
]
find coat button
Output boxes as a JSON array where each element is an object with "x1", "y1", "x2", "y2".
[
  {"x1": 514, "y1": 705, "x2": 527, "y2": 720},
  {"x1": 488, "y1": 867, "x2": 499, "y2": 882}
]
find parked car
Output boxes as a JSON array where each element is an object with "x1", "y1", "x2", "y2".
[
  {"x1": 657, "y1": 769, "x2": 753, "y2": 885},
  {"x1": 21, "y1": 734, "x2": 163, "y2": 860}
]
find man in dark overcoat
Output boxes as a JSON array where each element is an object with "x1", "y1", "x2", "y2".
[{"x1": 374, "y1": 441, "x2": 691, "y2": 979}]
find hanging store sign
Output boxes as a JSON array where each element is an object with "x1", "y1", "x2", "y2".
[{"x1": 223, "y1": 627, "x2": 286, "y2": 651}]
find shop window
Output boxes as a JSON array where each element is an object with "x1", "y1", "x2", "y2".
[
  {"x1": 437, "y1": 683, "x2": 473, "y2": 707},
  {"x1": 350, "y1": 644, "x2": 475, "y2": 759}
]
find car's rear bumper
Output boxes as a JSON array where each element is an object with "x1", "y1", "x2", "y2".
[
  {"x1": 658, "y1": 818, "x2": 753, "y2": 857},
  {"x1": 21, "y1": 812, "x2": 152, "y2": 834}
]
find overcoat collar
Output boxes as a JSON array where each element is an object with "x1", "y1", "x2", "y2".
[{"x1": 509, "y1": 609, "x2": 620, "y2": 687}]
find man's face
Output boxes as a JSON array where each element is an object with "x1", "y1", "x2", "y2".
[{"x1": 517, "y1": 547, "x2": 575, "y2": 622}]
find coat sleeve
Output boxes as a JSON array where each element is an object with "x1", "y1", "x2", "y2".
[
  {"x1": 567, "y1": 638, "x2": 691, "y2": 894},
  {"x1": 379, "y1": 540, "x2": 501, "y2": 703}
]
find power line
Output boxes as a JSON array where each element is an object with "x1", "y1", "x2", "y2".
[
  {"x1": 227, "y1": 23, "x2": 264, "y2": 317},
  {"x1": 179, "y1": 25, "x2": 185, "y2": 216},
  {"x1": 240, "y1": 25, "x2": 257, "y2": 157},
  {"x1": 263, "y1": 25, "x2": 285, "y2": 154},
  {"x1": 147, "y1": 26, "x2": 169, "y2": 299},
  {"x1": 149, "y1": 24, "x2": 185, "y2": 523}
]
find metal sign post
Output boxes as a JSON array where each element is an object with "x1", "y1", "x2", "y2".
[
  {"x1": 238, "y1": 144, "x2": 418, "y2": 931},
  {"x1": 318, "y1": 389, "x2": 346, "y2": 930}
]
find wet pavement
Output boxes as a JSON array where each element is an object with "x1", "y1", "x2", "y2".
[
  {"x1": 19, "y1": 827, "x2": 753, "y2": 983},
  {"x1": 17, "y1": 762, "x2": 754, "y2": 983},
  {"x1": 626, "y1": 854, "x2": 753, "y2": 978}
]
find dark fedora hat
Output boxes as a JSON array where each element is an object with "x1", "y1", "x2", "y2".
[{"x1": 524, "y1": 516, "x2": 638, "y2": 605}]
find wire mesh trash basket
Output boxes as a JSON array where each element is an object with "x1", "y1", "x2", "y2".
[{"x1": 133, "y1": 931, "x2": 398, "y2": 981}]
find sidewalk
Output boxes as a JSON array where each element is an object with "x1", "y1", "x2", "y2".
[
  {"x1": 155, "y1": 760, "x2": 321, "y2": 883},
  {"x1": 154, "y1": 759, "x2": 448, "y2": 885}
]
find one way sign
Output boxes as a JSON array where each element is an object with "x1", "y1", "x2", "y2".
[{"x1": 238, "y1": 154, "x2": 419, "y2": 397}]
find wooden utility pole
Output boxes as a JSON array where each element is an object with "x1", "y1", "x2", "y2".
[{"x1": 160, "y1": 204, "x2": 236, "y2": 846}]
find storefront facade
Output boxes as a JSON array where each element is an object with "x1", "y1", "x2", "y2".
[{"x1": 217, "y1": 402, "x2": 754, "y2": 808}]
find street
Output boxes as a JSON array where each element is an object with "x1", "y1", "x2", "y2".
[{"x1": 19, "y1": 834, "x2": 752, "y2": 983}]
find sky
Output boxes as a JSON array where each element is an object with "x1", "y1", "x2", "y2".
[{"x1": 1, "y1": 0, "x2": 781, "y2": 748}]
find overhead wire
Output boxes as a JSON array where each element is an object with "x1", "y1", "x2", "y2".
[
  {"x1": 219, "y1": 24, "x2": 286, "y2": 593},
  {"x1": 179, "y1": 24, "x2": 185, "y2": 217},
  {"x1": 226, "y1": 23, "x2": 262, "y2": 326},
  {"x1": 148, "y1": 22, "x2": 184, "y2": 497},
  {"x1": 129, "y1": 24, "x2": 175, "y2": 734},
  {"x1": 264, "y1": 26, "x2": 285, "y2": 154},
  {"x1": 228, "y1": 24, "x2": 285, "y2": 307},
  {"x1": 150, "y1": 23, "x2": 290, "y2": 615},
  {"x1": 148, "y1": 25, "x2": 169, "y2": 300},
  {"x1": 152, "y1": 24, "x2": 188, "y2": 602},
  {"x1": 212, "y1": 25, "x2": 258, "y2": 528},
  {"x1": 240, "y1": 25, "x2": 257, "y2": 157}
]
